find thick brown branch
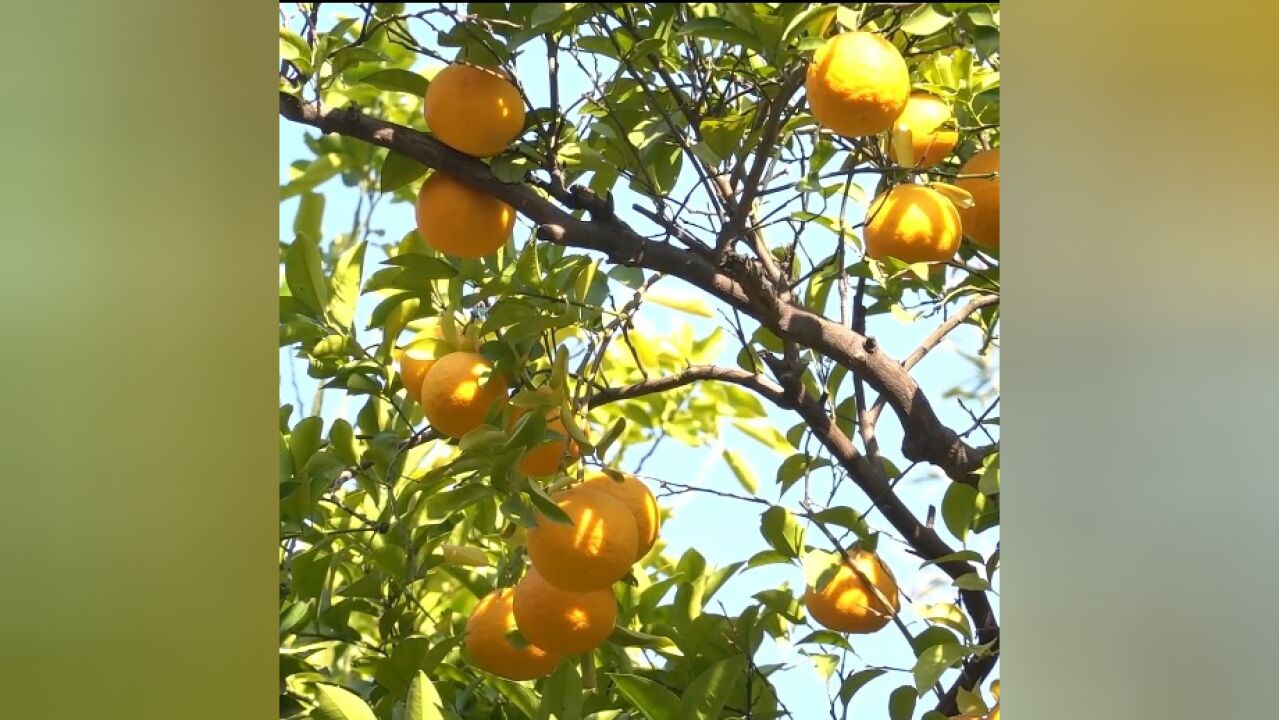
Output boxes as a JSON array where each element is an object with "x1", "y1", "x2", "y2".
[
  {"x1": 278, "y1": 96, "x2": 989, "y2": 484},
  {"x1": 865, "y1": 294, "x2": 1000, "y2": 437}
]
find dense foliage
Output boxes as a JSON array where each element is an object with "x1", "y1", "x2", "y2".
[{"x1": 279, "y1": 4, "x2": 1000, "y2": 719}]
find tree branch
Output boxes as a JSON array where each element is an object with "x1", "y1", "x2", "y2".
[
  {"x1": 587, "y1": 364, "x2": 786, "y2": 408},
  {"x1": 278, "y1": 95, "x2": 990, "y2": 485},
  {"x1": 864, "y1": 294, "x2": 1000, "y2": 434}
]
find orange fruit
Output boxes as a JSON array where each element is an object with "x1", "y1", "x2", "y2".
[
  {"x1": 512, "y1": 567, "x2": 617, "y2": 656},
  {"x1": 954, "y1": 148, "x2": 1000, "y2": 250},
  {"x1": 888, "y1": 93, "x2": 958, "y2": 169},
  {"x1": 415, "y1": 171, "x2": 515, "y2": 259},
  {"x1": 864, "y1": 183, "x2": 962, "y2": 264},
  {"x1": 419, "y1": 351, "x2": 508, "y2": 440},
  {"x1": 579, "y1": 470, "x2": 660, "y2": 561},
  {"x1": 507, "y1": 404, "x2": 579, "y2": 477},
  {"x1": 464, "y1": 587, "x2": 562, "y2": 680},
  {"x1": 525, "y1": 486, "x2": 638, "y2": 592},
  {"x1": 424, "y1": 63, "x2": 526, "y2": 158},
  {"x1": 803, "y1": 550, "x2": 901, "y2": 634},
  {"x1": 805, "y1": 32, "x2": 910, "y2": 138},
  {"x1": 395, "y1": 324, "x2": 449, "y2": 404}
]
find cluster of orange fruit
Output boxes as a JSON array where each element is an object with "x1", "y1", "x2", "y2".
[
  {"x1": 396, "y1": 320, "x2": 576, "y2": 477},
  {"x1": 464, "y1": 470, "x2": 662, "y2": 680},
  {"x1": 416, "y1": 62, "x2": 525, "y2": 259},
  {"x1": 395, "y1": 50, "x2": 994, "y2": 699},
  {"x1": 806, "y1": 31, "x2": 1000, "y2": 264}
]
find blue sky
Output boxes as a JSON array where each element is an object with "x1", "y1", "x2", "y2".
[{"x1": 280, "y1": 6, "x2": 999, "y2": 717}]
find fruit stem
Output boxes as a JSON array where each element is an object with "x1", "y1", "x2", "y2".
[{"x1": 581, "y1": 652, "x2": 597, "y2": 690}]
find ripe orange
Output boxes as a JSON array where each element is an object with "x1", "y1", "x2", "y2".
[
  {"x1": 395, "y1": 325, "x2": 448, "y2": 404},
  {"x1": 579, "y1": 470, "x2": 660, "y2": 561},
  {"x1": 954, "y1": 148, "x2": 1000, "y2": 250},
  {"x1": 525, "y1": 486, "x2": 639, "y2": 592},
  {"x1": 419, "y1": 351, "x2": 508, "y2": 440},
  {"x1": 803, "y1": 550, "x2": 901, "y2": 634},
  {"x1": 464, "y1": 587, "x2": 562, "y2": 680},
  {"x1": 424, "y1": 63, "x2": 526, "y2": 158},
  {"x1": 512, "y1": 567, "x2": 617, "y2": 656},
  {"x1": 507, "y1": 404, "x2": 579, "y2": 477},
  {"x1": 888, "y1": 93, "x2": 958, "y2": 169},
  {"x1": 415, "y1": 171, "x2": 515, "y2": 259},
  {"x1": 864, "y1": 183, "x2": 962, "y2": 264},
  {"x1": 805, "y1": 32, "x2": 910, "y2": 138}
]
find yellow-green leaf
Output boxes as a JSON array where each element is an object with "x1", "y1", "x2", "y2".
[
  {"x1": 313, "y1": 684, "x2": 377, "y2": 720},
  {"x1": 646, "y1": 289, "x2": 714, "y2": 318},
  {"x1": 722, "y1": 449, "x2": 757, "y2": 494}
]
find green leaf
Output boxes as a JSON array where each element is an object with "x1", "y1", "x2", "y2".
[
  {"x1": 677, "y1": 655, "x2": 747, "y2": 720},
  {"x1": 808, "y1": 506, "x2": 871, "y2": 541},
  {"x1": 361, "y1": 68, "x2": 428, "y2": 95},
  {"x1": 383, "y1": 253, "x2": 458, "y2": 278},
  {"x1": 294, "y1": 192, "x2": 325, "y2": 242},
  {"x1": 491, "y1": 153, "x2": 535, "y2": 183},
  {"x1": 953, "y1": 573, "x2": 991, "y2": 591},
  {"x1": 941, "y1": 482, "x2": 984, "y2": 542},
  {"x1": 839, "y1": 668, "x2": 886, "y2": 705},
  {"x1": 529, "y1": 3, "x2": 575, "y2": 30},
  {"x1": 406, "y1": 671, "x2": 445, "y2": 720},
  {"x1": 536, "y1": 662, "x2": 583, "y2": 720},
  {"x1": 428, "y1": 484, "x2": 494, "y2": 518},
  {"x1": 760, "y1": 505, "x2": 805, "y2": 559},
  {"x1": 918, "y1": 602, "x2": 974, "y2": 641},
  {"x1": 288, "y1": 416, "x2": 325, "y2": 469},
  {"x1": 312, "y1": 684, "x2": 377, "y2": 720},
  {"x1": 609, "y1": 674, "x2": 680, "y2": 720},
  {"x1": 281, "y1": 154, "x2": 343, "y2": 198},
  {"x1": 732, "y1": 419, "x2": 795, "y2": 454},
  {"x1": 528, "y1": 479, "x2": 574, "y2": 525},
  {"x1": 722, "y1": 449, "x2": 758, "y2": 494},
  {"x1": 380, "y1": 150, "x2": 429, "y2": 193},
  {"x1": 781, "y1": 3, "x2": 837, "y2": 46},
  {"x1": 911, "y1": 626, "x2": 960, "y2": 656},
  {"x1": 776, "y1": 454, "x2": 831, "y2": 495},
  {"x1": 279, "y1": 599, "x2": 313, "y2": 636},
  {"x1": 677, "y1": 17, "x2": 762, "y2": 51},
  {"x1": 643, "y1": 140, "x2": 683, "y2": 196},
  {"x1": 913, "y1": 642, "x2": 966, "y2": 695},
  {"x1": 956, "y1": 685, "x2": 990, "y2": 717},
  {"x1": 327, "y1": 240, "x2": 367, "y2": 329},
  {"x1": 608, "y1": 266, "x2": 645, "y2": 289},
  {"x1": 919, "y1": 550, "x2": 984, "y2": 569},
  {"x1": 888, "y1": 685, "x2": 917, "y2": 720},
  {"x1": 487, "y1": 676, "x2": 541, "y2": 718},
  {"x1": 808, "y1": 653, "x2": 840, "y2": 680},
  {"x1": 374, "y1": 636, "x2": 431, "y2": 695},
  {"x1": 420, "y1": 634, "x2": 465, "y2": 674},
  {"x1": 646, "y1": 289, "x2": 713, "y2": 317},
  {"x1": 900, "y1": 4, "x2": 956, "y2": 36},
  {"x1": 285, "y1": 235, "x2": 328, "y2": 315},
  {"x1": 280, "y1": 27, "x2": 312, "y2": 65},
  {"x1": 608, "y1": 626, "x2": 680, "y2": 652},
  {"x1": 746, "y1": 549, "x2": 792, "y2": 568},
  {"x1": 977, "y1": 451, "x2": 1000, "y2": 495},
  {"x1": 972, "y1": 25, "x2": 999, "y2": 61}
]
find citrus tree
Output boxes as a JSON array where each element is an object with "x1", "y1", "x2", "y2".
[{"x1": 278, "y1": 4, "x2": 1000, "y2": 719}]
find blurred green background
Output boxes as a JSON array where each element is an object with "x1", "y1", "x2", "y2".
[{"x1": 2, "y1": 2, "x2": 1277, "y2": 718}]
